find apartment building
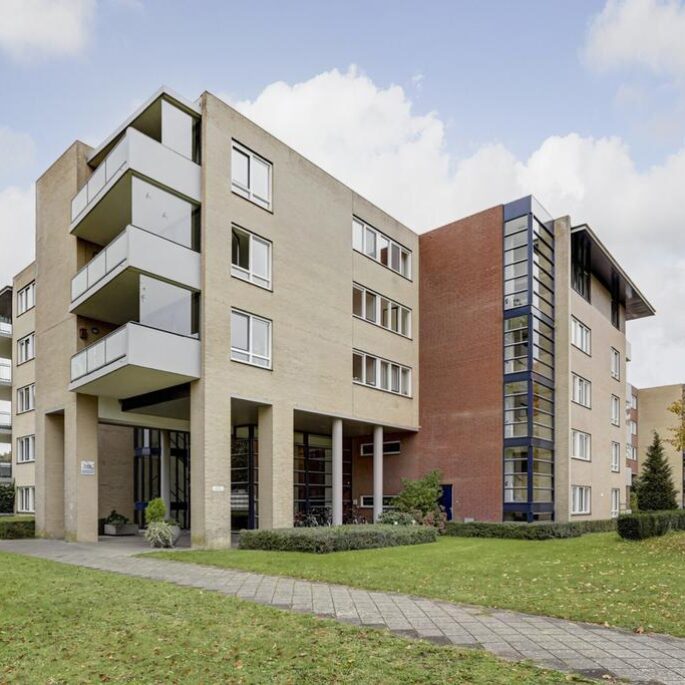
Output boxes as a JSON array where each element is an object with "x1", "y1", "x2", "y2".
[
  {"x1": 626, "y1": 383, "x2": 639, "y2": 502},
  {"x1": 0, "y1": 286, "x2": 11, "y2": 485},
  {"x1": 409, "y1": 196, "x2": 654, "y2": 523},
  {"x1": 29, "y1": 86, "x2": 418, "y2": 546},
  {"x1": 634, "y1": 384, "x2": 685, "y2": 507}
]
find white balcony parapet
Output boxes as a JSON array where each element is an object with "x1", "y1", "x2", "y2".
[
  {"x1": 0, "y1": 320, "x2": 11, "y2": 336},
  {"x1": 0, "y1": 361, "x2": 10, "y2": 383},
  {"x1": 69, "y1": 322, "x2": 200, "y2": 398},
  {"x1": 70, "y1": 127, "x2": 201, "y2": 227},
  {"x1": 0, "y1": 411, "x2": 10, "y2": 429},
  {"x1": 70, "y1": 225, "x2": 200, "y2": 306}
]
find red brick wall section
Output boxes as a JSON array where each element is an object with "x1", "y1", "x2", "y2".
[{"x1": 404, "y1": 205, "x2": 504, "y2": 521}]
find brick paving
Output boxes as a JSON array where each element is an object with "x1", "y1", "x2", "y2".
[{"x1": 2, "y1": 537, "x2": 685, "y2": 684}]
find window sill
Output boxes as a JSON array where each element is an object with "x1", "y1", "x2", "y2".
[
  {"x1": 352, "y1": 314, "x2": 412, "y2": 341},
  {"x1": 571, "y1": 456, "x2": 591, "y2": 462},
  {"x1": 230, "y1": 357, "x2": 272, "y2": 372},
  {"x1": 16, "y1": 358, "x2": 35, "y2": 367},
  {"x1": 570, "y1": 344, "x2": 592, "y2": 358},
  {"x1": 352, "y1": 379, "x2": 412, "y2": 399},
  {"x1": 571, "y1": 400, "x2": 592, "y2": 410},
  {"x1": 16, "y1": 460, "x2": 35, "y2": 465},
  {"x1": 16, "y1": 409, "x2": 35, "y2": 415},
  {"x1": 571, "y1": 511, "x2": 591, "y2": 517},
  {"x1": 230, "y1": 271, "x2": 273, "y2": 292},
  {"x1": 352, "y1": 248, "x2": 413, "y2": 283},
  {"x1": 231, "y1": 187, "x2": 273, "y2": 214}
]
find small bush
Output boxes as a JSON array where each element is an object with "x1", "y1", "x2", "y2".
[
  {"x1": 239, "y1": 524, "x2": 438, "y2": 553},
  {"x1": 617, "y1": 510, "x2": 685, "y2": 540},
  {"x1": 0, "y1": 516, "x2": 35, "y2": 539},
  {"x1": 377, "y1": 511, "x2": 417, "y2": 526},
  {"x1": 395, "y1": 470, "x2": 443, "y2": 517},
  {"x1": 144, "y1": 520, "x2": 175, "y2": 548},
  {"x1": 145, "y1": 498, "x2": 166, "y2": 524},
  {"x1": 0, "y1": 483, "x2": 14, "y2": 514},
  {"x1": 445, "y1": 519, "x2": 616, "y2": 540}
]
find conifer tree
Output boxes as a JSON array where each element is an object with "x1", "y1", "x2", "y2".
[{"x1": 635, "y1": 431, "x2": 678, "y2": 511}]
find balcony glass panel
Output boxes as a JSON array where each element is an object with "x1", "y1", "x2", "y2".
[
  {"x1": 139, "y1": 275, "x2": 194, "y2": 336},
  {"x1": 0, "y1": 362, "x2": 10, "y2": 382},
  {"x1": 71, "y1": 327, "x2": 128, "y2": 381},
  {"x1": 0, "y1": 411, "x2": 9, "y2": 428},
  {"x1": 71, "y1": 230, "x2": 128, "y2": 301}
]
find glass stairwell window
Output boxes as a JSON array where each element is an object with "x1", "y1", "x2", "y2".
[
  {"x1": 231, "y1": 142, "x2": 272, "y2": 210},
  {"x1": 231, "y1": 226, "x2": 272, "y2": 289}
]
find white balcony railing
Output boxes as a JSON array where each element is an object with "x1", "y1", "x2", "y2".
[
  {"x1": 0, "y1": 362, "x2": 10, "y2": 383},
  {"x1": 0, "y1": 320, "x2": 11, "y2": 336},
  {"x1": 71, "y1": 231, "x2": 128, "y2": 302},
  {"x1": 71, "y1": 327, "x2": 128, "y2": 382},
  {"x1": 0, "y1": 411, "x2": 9, "y2": 429}
]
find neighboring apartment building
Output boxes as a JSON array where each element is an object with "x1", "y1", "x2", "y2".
[
  {"x1": 626, "y1": 383, "x2": 639, "y2": 502},
  {"x1": 0, "y1": 285, "x2": 11, "y2": 485},
  {"x1": 634, "y1": 384, "x2": 685, "y2": 507},
  {"x1": 29, "y1": 86, "x2": 419, "y2": 547},
  {"x1": 410, "y1": 196, "x2": 654, "y2": 522}
]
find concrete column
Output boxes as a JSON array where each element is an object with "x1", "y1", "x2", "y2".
[
  {"x1": 258, "y1": 403, "x2": 294, "y2": 529},
  {"x1": 160, "y1": 430, "x2": 171, "y2": 519},
  {"x1": 36, "y1": 412, "x2": 65, "y2": 538},
  {"x1": 332, "y1": 418, "x2": 343, "y2": 525},
  {"x1": 190, "y1": 379, "x2": 231, "y2": 548},
  {"x1": 373, "y1": 425, "x2": 384, "y2": 522},
  {"x1": 63, "y1": 394, "x2": 99, "y2": 543}
]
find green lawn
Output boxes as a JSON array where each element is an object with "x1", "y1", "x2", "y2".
[
  {"x1": 0, "y1": 552, "x2": 590, "y2": 684},
  {"x1": 150, "y1": 531, "x2": 685, "y2": 637}
]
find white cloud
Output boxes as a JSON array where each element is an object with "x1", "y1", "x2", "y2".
[
  {"x1": 234, "y1": 66, "x2": 685, "y2": 387},
  {"x1": 0, "y1": 126, "x2": 36, "y2": 186},
  {"x1": 0, "y1": 185, "x2": 34, "y2": 288},
  {"x1": 584, "y1": 0, "x2": 685, "y2": 77},
  {"x1": 0, "y1": 0, "x2": 95, "y2": 63}
]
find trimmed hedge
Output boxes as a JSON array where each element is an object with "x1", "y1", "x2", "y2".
[
  {"x1": 239, "y1": 524, "x2": 438, "y2": 553},
  {"x1": 0, "y1": 516, "x2": 35, "y2": 539},
  {"x1": 445, "y1": 518, "x2": 616, "y2": 540},
  {"x1": 617, "y1": 509, "x2": 685, "y2": 540}
]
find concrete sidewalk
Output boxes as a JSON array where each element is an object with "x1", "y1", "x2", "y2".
[{"x1": 2, "y1": 537, "x2": 684, "y2": 685}]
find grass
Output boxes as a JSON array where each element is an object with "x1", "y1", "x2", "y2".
[
  {"x1": 150, "y1": 531, "x2": 685, "y2": 637},
  {"x1": 0, "y1": 552, "x2": 591, "y2": 684}
]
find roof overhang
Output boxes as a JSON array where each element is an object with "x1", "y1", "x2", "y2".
[{"x1": 571, "y1": 224, "x2": 655, "y2": 321}]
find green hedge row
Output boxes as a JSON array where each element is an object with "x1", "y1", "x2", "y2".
[
  {"x1": 444, "y1": 518, "x2": 616, "y2": 540},
  {"x1": 617, "y1": 510, "x2": 685, "y2": 540},
  {"x1": 239, "y1": 524, "x2": 438, "y2": 553},
  {"x1": 0, "y1": 516, "x2": 35, "y2": 539}
]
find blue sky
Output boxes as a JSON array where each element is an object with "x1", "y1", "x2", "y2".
[{"x1": 1, "y1": 0, "x2": 685, "y2": 387}]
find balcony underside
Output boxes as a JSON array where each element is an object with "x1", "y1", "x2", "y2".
[
  {"x1": 0, "y1": 382, "x2": 10, "y2": 402},
  {"x1": 0, "y1": 333, "x2": 11, "y2": 359},
  {"x1": 72, "y1": 269, "x2": 139, "y2": 325},
  {"x1": 0, "y1": 428, "x2": 9, "y2": 444}
]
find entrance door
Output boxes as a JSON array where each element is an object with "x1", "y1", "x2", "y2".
[
  {"x1": 231, "y1": 425, "x2": 258, "y2": 530},
  {"x1": 169, "y1": 431, "x2": 191, "y2": 530},
  {"x1": 439, "y1": 483, "x2": 453, "y2": 521}
]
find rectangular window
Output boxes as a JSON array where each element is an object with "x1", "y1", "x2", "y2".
[
  {"x1": 627, "y1": 444, "x2": 637, "y2": 460},
  {"x1": 360, "y1": 440, "x2": 401, "y2": 456},
  {"x1": 611, "y1": 442, "x2": 620, "y2": 472},
  {"x1": 231, "y1": 141, "x2": 272, "y2": 210},
  {"x1": 571, "y1": 317, "x2": 591, "y2": 354},
  {"x1": 630, "y1": 394, "x2": 638, "y2": 410},
  {"x1": 630, "y1": 420, "x2": 637, "y2": 436},
  {"x1": 571, "y1": 485, "x2": 591, "y2": 515},
  {"x1": 571, "y1": 430, "x2": 591, "y2": 461},
  {"x1": 352, "y1": 350, "x2": 411, "y2": 397},
  {"x1": 17, "y1": 435, "x2": 36, "y2": 463},
  {"x1": 17, "y1": 486, "x2": 35, "y2": 513},
  {"x1": 610, "y1": 348, "x2": 620, "y2": 380},
  {"x1": 17, "y1": 282, "x2": 35, "y2": 315},
  {"x1": 230, "y1": 309, "x2": 271, "y2": 369},
  {"x1": 352, "y1": 284, "x2": 411, "y2": 338},
  {"x1": 17, "y1": 384, "x2": 35, "y2": 413},
  {"x1": 611, "y1": 488, "x2": 620, "y2": 518},
  {"x1": 359, "y1": 494, "x2": 397, "y2": 509},
  {"x1": 17, "y1": 333, "x2": 35, "y2": 364},
  {"x1": 231, "y1": 225, "x2": 272, "y2": 289},
  {"x1": 611, "y1": 395, "x2": 621, "y2": 426},
  {"x1": 352, "y1": 217, "x2": 412, "y2": 279},
  {"x1": 572, "y1": 374, "x2": 591, "y2": 408}
]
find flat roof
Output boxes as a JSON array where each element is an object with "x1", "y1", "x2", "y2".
[{"x1": 571, "y1": 224, "x2": 655, "y2": 320}]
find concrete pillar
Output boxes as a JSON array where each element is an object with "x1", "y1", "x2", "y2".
[
  {"x1": 332, "y1": 418, "x2": 343, "y2": 525},
  {"x1": 36, "y1": 412, "x2": 65, "y2": 538},
  {"x1": 160, "y1": 430, "x2": 171, "y2": 519},
  {"x1": 373, "y1": 425, "x2": 384, "y2": 522},
  {"x1": 190, "y1": 379, "x2": 231, "y2": 548},
  {"x1": 258, "y1": 403, "x2": 294, "y2": 529},
  {"x1": 63, "y1": 394, "x2": 99, "y2": 543}
]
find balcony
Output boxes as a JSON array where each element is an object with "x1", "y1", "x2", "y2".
[
  {"x1": 0, "y1": 361, "x2": 10, "y2": 402},
  {"x1": 0, "y1": 319, "x2": 10, "y2": 359},
  {"x1": 69, "y1": 322, "x2": 201, "y2": 399},
  {"x1": 0, "y1": 411, "x2": 9, "y2": 444},
  {"x1": 70, "y1": 127, "x2": 201, "y2": 244},
  {"x1": 70, "y1": 225, "x2": 200, "y2": 322}
]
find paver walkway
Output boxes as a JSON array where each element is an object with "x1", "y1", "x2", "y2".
[{"x1": 2, "y1": 538, "x2": 685, "y2": 684}]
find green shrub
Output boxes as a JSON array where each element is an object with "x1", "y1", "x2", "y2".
[
  {"x1": 144, "y1": 520, "x2": 175, "y2": 548},
  {"x1": 0, "y1": 516, "x2": 35, "y2": 539},
  {"x1": 239, "y1": 524, "x2": 438, "y2": 553},
  {"x1": 0, "y1": 483, "x2": 14, "y2": 513},
  {"x1": 145, "y1": 498, "x2": 166, "y2": 524},
  {"x1": 377, "y1": 511, "x2": 417, "y2": 526},
  {"x1": 634, "y1": 432, "x2": 679, "y2": 511},
  {"x1": 617, "y1": 510, "x2": 685, "y2": 540},
  {"x1": 445, "y1": 519, "x2": 616, "y2": 540},
  {"x1": 395, "y1": 470, "x2": 443, "y2": 517}
]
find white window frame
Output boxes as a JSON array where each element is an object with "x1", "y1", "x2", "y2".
[
  {"x1": 352, "y1": 283, "x2": 411, "y2": 338},
  {"x1": 611, "y1": 394, "x2": 621, "y2": 426},
  {"x1": 610, "y1": 347, "x2": 620, "y2": 380},
  {"x1": 231, "y1": 225, "x2": 272, "y2": 290},
  {"x1": 17, "y1": 435, "x2": 35, "y2": 463},
  {"x1": 360, "y1": 440, "x2": 401, "y2": 456},
  {"x1": 572, "y1": 374, "x2": 591, "y2": 408},
  {"x1": 630, "y1": 419, "x2": 637, "y2": 436},
  {"x1": 17, "y1": 332, "x2": 35, "y2": 364},
  {"x1": 571, "y1": 429, "x2": 591, "y2": 461},
  {"x1": 353, "y1": 350, "x2": 411, "y2": 397},
  {"x1": 17, "y1": 282, "x2": 35, "y2": 316},
  {"x1": 611, "y1": 441, "x2": 621, "y2": 472},
  {"x1": 571, "y1": 317, "x2": 591, "y2": 355},
  {"x1": 16, "y1": 486, "x2": 35, "y2": 513},
  {"x1": 359, "y1": 494, "x2": 398, "y2": 509},
  {"x1": 230, "y1": 309, "x2": 272, "y2": 369},
  {"x1": 230, "y1": 141, "x2": 272, "y2": 210},
  {"x1": 611, "y1": 488, "x2": 620, "y2": 518},
  {"x1": 352, "y1": 217, "x2": 412, "y2": 279},
  {"x1": 571, "y1": 485, "x2": 591, "y2": 515},
  {"x1": 17, "y1": 383, "x2": 35, "y2": 413},
  {"x1": 630, "y1": 394, "x2": 638, "y2": 410},
  {"x1": 627, "y1": 444, "x2": 637, "y2": 461}
]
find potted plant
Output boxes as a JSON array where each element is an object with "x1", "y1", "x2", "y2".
[
  {"x1": 144, "y1": 498, "x2": 181, "y2": 547},
  {"x1": 103, "y1": 510, "x2": 138, "y2": 536}
]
